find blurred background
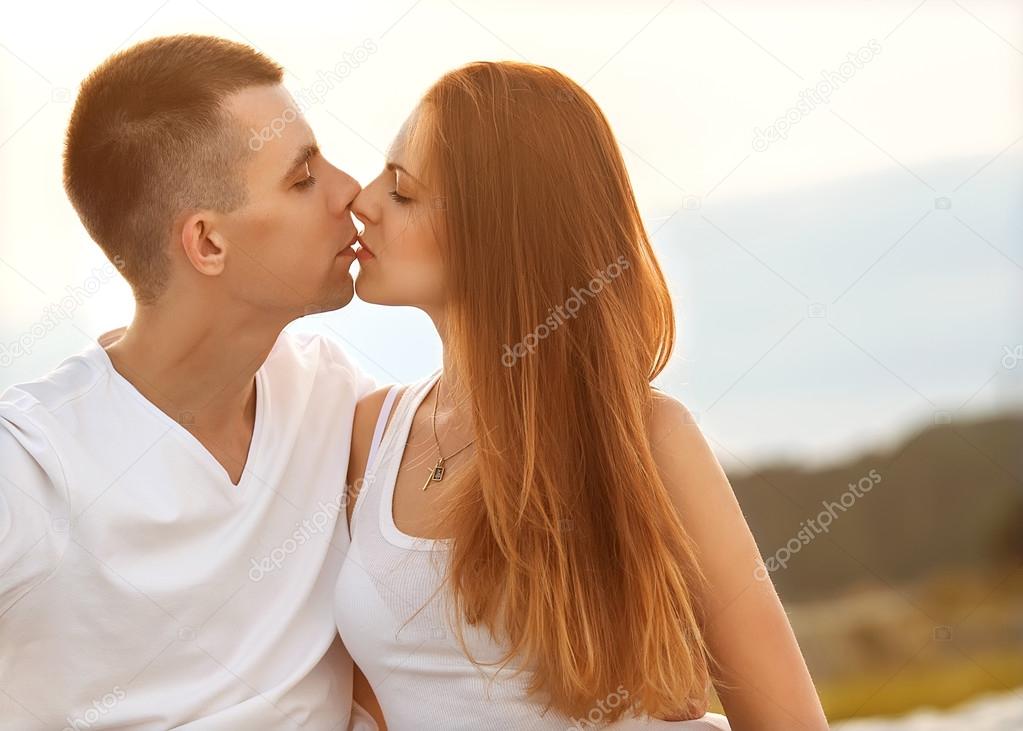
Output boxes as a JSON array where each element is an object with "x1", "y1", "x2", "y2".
[{"x1": 1, "y1": 1, "x2": 1020, "y2": 727}]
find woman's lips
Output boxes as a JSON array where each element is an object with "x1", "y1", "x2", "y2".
[{"x1": 355, "y1": 237, "x2": 376, "y2": 262}]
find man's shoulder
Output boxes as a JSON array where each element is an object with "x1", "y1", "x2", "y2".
[
  {"x1": 0, "y1": 348, "x2": 107, "y2": 425},
  {"x1": 272, "y1": 329, "x2": 355, "y2": 369},
  {"x1": 0, "y1": 350, "x2": 104, "y2": 500},
  {"x1": 270, "y1": 329, "x2": 378, "y2": 398}
]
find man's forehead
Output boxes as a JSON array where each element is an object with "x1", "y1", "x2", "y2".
[
  {"x1": 226, "y1": 84, "x2": 315, "y2": 169},
  {"x1": 227, "y1": 84, "x2": 295, "y2": 125}
]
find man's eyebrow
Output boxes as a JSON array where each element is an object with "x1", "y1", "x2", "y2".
[
  {"x1": 283, "y1": 143, "x2": 319, "y2": 183},
  {"x1": 385, "y1": 161, "x2": 421, "y2": 186}
]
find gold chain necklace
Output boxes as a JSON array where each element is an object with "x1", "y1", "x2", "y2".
[{"x1": 421, "y1": 375, "x2": 475, "y2": 491}]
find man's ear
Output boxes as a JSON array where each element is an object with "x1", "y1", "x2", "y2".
[{"x1": 178, "y1": 210, "x2": 227, "y2": 276}]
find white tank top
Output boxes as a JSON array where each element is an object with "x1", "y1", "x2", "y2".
[{"x1": 334, "y1": 371, "x2": 731, "y2": 731}]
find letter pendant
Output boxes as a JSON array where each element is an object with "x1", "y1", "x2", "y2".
[{"x1": 422, "y1": 458, "x2": 446, "y2": 491}]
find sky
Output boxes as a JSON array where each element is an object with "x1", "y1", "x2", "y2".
[{"x1": 1, "y1": 0, "x2": 1020, "y2": 472}]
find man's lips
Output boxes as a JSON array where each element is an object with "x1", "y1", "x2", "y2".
[{"x1": 337, "y1": 230, "x2": 361, "y2": 259}]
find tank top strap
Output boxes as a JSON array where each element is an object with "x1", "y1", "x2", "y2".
[
  {"x1": 349, "y1": 384, "x2": 401, "y2": 531},
  {"x1": 350, "y1": 370, "x2": 442, "y2": 536},
  {"x1": 365, "y1": 384, "x2": 402, "y2": 472}
]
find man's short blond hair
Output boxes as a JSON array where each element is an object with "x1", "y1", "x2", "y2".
[{"x1": 63, "y1": 34, "x2": 283, "y2": 303}]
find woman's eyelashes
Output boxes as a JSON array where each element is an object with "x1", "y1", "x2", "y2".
[
  {"x1": 388, "y1": 167, "x2": 412, "y2": 204},
  {"x1": 292, "y1": 161, "x2": 315, "y2": 191}
]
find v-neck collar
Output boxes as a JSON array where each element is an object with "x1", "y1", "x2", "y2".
[{"x1": 86, "y1": 338, "x2": 269, "y2": 490}]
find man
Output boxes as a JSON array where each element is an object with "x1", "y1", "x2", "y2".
[{"x1": 0, "y1": 35, "x2": 378, "y2": 729}]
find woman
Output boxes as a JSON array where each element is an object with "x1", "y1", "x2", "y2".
[{"x1": 335, "y1": 61, "x2": 828, "y2": 730}]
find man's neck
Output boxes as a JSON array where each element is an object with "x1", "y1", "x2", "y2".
[{"x1": 103, "y1": 297, "x2": 291, "y2": 482}]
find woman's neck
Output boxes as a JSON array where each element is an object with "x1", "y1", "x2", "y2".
[{"x1": 429, "y1": 309, "x2": 473, "y2": 416}]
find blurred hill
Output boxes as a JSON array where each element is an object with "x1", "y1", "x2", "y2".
[
  {"x1": 721, "y1": 410, "x2": 1023, "y2": 721},
  {"x1": 728, "y1": 410, "x2": 1023, "y2": 602}
]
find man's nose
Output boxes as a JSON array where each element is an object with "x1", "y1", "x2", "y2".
[{"x1": 334, "y1": 170, "x2": 362, "y2": 213}]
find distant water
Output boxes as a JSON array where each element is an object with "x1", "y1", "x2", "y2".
[{"x1": 831, "y1": 688, "x2": 1023, "y2": 730}]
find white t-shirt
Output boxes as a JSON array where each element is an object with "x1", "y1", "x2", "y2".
[{"x1": 0, "y1": 329, "x2": 377, "y2": 730}]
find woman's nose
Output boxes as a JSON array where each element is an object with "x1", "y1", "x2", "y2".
[{"x1": 351, "y1": 187, "x2": 375, "y2": 225}]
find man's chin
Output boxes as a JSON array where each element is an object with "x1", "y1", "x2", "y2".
[
  {"x1": 334, "y1": 281, "x2": 356, "y2": 309},
  {"x1": 299, "y1": 278, "x2": 356, "y2": 318}
]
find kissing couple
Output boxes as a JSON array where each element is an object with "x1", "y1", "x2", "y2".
[{"x1": 0, "y1": 34, "x2": 827, "y2": 731}]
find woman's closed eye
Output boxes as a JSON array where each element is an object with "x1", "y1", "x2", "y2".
[{"x1": 294, "y1": 161, "x2": 317, "y2": 190}]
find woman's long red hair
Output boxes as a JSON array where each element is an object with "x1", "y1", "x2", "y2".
[{"x1": 411, "y1": 61, "x2": 717, "y2": 721}]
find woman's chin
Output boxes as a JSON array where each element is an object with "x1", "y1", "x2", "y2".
[{"x1": 353, "y1": 274, "x2": 387, "y2": 305}]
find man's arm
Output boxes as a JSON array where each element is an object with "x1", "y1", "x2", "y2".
[{"x1": 0, "y1": 407, "x2": 70, "y2": 617}]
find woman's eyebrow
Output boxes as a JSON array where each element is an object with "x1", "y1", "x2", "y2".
[{"x1": 385, "y1": 161, "x2": 421, "y2": 186}]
